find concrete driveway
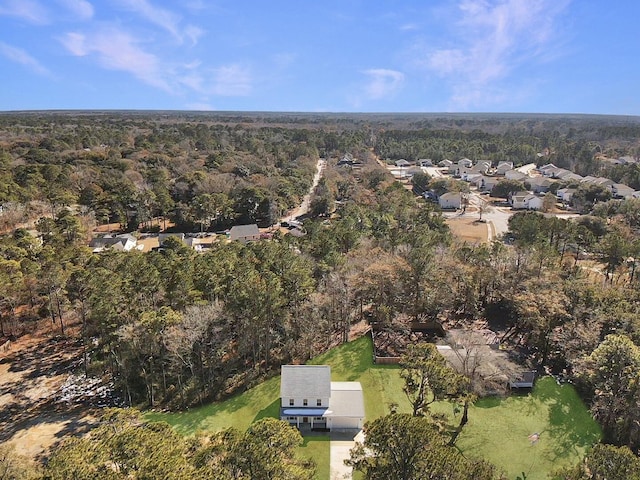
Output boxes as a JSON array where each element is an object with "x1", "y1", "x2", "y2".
[{"x1": 329, "y1": 431, "x2": 358, "y2": 480}]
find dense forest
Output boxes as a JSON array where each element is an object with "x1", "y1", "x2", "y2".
[{"x1": 2, "y1": 112, "x2": 640, "y2": 479}]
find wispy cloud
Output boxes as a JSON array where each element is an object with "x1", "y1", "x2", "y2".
[
  {"x1": 116, "y1": 0, "x2": 203, "y2": 45},
  {"x1": 0, "y1": 41, "x2": 52, "y2": 77},
  {"x1": 0, "y1": 0, "x2": 49, "y2": 24},
  {"x1": 180, "y1": 63, "x2": 253, "y2": 97},
  {"x1": 419, "y1": 0, "x2": 571, "y2": 109},
  {"x1": 60, "y1": 27, "x2": 170, "y2": 91},
  {"x1": 56, "y1": 0, "x2": 94, "y2": 20},
  {"x1": 186, "y1": 102, "x2": 214, "y2": 111},
  {"x1": 211, "y1": 64, "x2": 252, "y2": 96},
  {"x1": 362, "y1": 69, "x2": 405, "y2": 100}
]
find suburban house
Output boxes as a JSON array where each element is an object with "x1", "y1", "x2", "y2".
[
  {"x1": 556, "y1": 188, "x2": 577, "y2": 203},
  {"x1": 511, "y1": 192, "x2": 543, "y2": 210},
  {"x1": 438, "y1": 159, "x2": 453, "y2": 169},
  {"x1": 228, "y1": 224, "x2": 261, "y2": 243},
  {"x1": 459, "y1": 168, "x2": 481, "y2": 182},
  {"x1": 280, "y1": 365, "x2": 365, "y2": 431},
  {"x1": 514, "y1": 163, "x2": 537, "y2": 175},
  {"x1": 495, "y1": 161, "x2": 514, "y2": 175},
  {"x1": 439, "y1": 192, "x2": 462, "y2": 210},
  {"x1": 418, "y1": 158, "x2": 433, "y2": 167},
  {"x1": 505, "y1": 169, "x2": 528, "y2": 181},
  {"x1": 477, "y1": 176, "x2": 501, "y2": 192},
  {"x1": 395, "y1": 159, "x2": 411, "y2": 168},
  {"x1": 458, "y1": 158, "x2": 473, "y2": 169},
  {"x1": 611, "y1": 183, "x2": 635, "y2": 199},
  {"x1": 527, "y1": 176, "x2": 554, "y2": 193},
  {"x1": 89, "y1": 234, "x2": 137, "y2": 253},
  {"x1": 537, "y1": 163, "x2": 557, "y2": 176}
]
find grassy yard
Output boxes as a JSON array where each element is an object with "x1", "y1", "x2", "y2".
[
  {"x1": 147, "y1": 335, "x2": 601, "y2": 480},
  {"x1": 455, "y1": 377, "x2": 601, "y2": 480}
]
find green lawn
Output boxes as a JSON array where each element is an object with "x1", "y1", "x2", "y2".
[
  {"x1": 147, "y1": 335, "x2": 601, "y2": 480},
  {"x1": 454, "y1": 377, "x2": 602, "y2": 480},
  {"x1": 298, "y1": 434, "x2": 330, "y2": 480},
  {"x1": 147, "y1": 336, "x2": 406, "y2": 433}
]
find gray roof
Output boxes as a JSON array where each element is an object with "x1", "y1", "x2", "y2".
[
  {"x1": 327, "y1": 382, "x2": 365, "y2": 418},
  {"x1": 229, "y1": 224, "x2": 260, "y2": 240},
  {"x1": 439, "y1": 192, "x2": 461, "y2": 200},
  {"x1": 89, "y1": 237, "x2": 130, "y2": 248},
  {"x1": 280, "y1": 365, "x2": 331, "y2": 399}
]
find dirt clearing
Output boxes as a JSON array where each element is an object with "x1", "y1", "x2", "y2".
[
  {"x1": 0, "y1": 325, "x2": 99, "y2": 460},
  {"x1": 446, "y1": 216, "x2": 489, "y2": 244}
]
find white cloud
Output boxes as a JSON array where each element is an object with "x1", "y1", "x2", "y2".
[
  {"x1": 116, "y1": 0, "x2": 203, "y2": 45},
  {"x1": 419, "y1": 0, "x2": 571, "y2": 109},
  {"x1": 60, "y1": 28, "x2": 171, "y2": 91},
  {"x1": 56, "y1": 0, "x2": 94, "y2": 20},
  {"x1": 0, "y1": 0, "x2": 49, "y2": 24},
  {"x1": 362, "y1": 69, "x2": 405, "y2": 100},
  {"x1": 60, "y1": 26, "x2": 251, "y2": 98},
  {"x1": 0, "y1": 41, "x2": 52, "y2": 76},
  {"x1": 186, "y1": 102, "x2": 214, "y2": 111},
  {"x1": 400, "y1": 23, "x2": 419, "y2": 31},
  {"x1": 210, "y1": 64, "x2": 252, "y2": 96}
]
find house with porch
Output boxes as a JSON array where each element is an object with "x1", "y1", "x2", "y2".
[{"x1": 280, "y1": 365, "x2": 365, "y2": 431}]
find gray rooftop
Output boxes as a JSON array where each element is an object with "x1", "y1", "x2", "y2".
[
  {"x1": 229, "y1": 224, "x2": 260, "y2": 240},
  {"x1": 327, "y1": 382, "x2": 365, "y2": 418},
  {"x1": 280, "y1": 365, "x2": 331, "y2": 399}
]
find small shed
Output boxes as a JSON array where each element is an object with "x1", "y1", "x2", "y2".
[{"x1": 509, "y1": 371, "x2": 536, "y2": 389}]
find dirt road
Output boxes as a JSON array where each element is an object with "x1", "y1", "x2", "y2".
[{"x1": 283, "y1": 158, "x2": 326, "y2": 222}]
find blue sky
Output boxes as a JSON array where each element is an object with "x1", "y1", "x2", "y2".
[{"x1": 1, "y1": 0, "x2": 638, "y2": 114}]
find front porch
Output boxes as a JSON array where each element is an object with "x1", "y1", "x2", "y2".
[{"x1": 281, "y1": 407, "x2": 329, "y2": 430}]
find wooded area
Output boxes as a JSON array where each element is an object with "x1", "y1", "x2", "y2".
[{"x1": 2, "y1": 111, "x2": 640, "y2": 478}]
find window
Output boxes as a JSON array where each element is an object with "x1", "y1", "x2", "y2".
[
  {"x1": 303, "y1": 399, "x2": 308, "y2": 406},
  {"x1": 316, "y1": 399, "x2": 322, "y2": 406},
  {"x1": 289, "y1": 398, "x2": 294, "y2": 406}
]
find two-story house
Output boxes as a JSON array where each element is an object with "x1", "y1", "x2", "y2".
[{"x1": 280, "y1": 365, "x2": 364, "y2": 431}]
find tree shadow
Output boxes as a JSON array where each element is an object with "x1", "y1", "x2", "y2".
[
  {"x1": 533, "y1": 378, "x2": 601, "y2": 462},
  {"x1": 253, "y1": 398, "x2": 280, "y2": 423}
]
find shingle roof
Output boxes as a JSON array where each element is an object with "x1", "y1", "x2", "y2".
[
  {"x1": 327, "y1": 382, "x2": 365, "y2": 418},
  {"x1": 280, "y1": 365, "x2": 331, "y2": 399},
  {"x1": 229, "y1": 224, "x2": 260, "y2": 240}
]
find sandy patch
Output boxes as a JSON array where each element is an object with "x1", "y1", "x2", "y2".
[{"x1": 446, "y1": 216, "x2": 489, "y2": 244}]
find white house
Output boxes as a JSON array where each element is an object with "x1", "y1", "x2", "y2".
[
  {"x1": 458, "y1": 158, "x2": 473, "y2": 168},
  {"x1": 477, "y1": 176, "x2": 501, "y2": 192},
  {"x1": 504, "y1": 170, "x2": 528, "y2": 181},
  {"x1": 229, "y1": 224, "x2": 261, "y2": 243},
  {"x1": 515, "y1": 163, "x2": 537, "y2": 175},
  {"x1": 280, "y1": 365, "x2": 365, "y2": 431},
  {"x1": 89, "y1": 234, "x2": 137, "y2": 253},
  {"x1": 526, "y1": 195, "x2": 545, "y2": 210},
  {"x1": 556, "y1": 188, "x2": 577, "y2": 203},
  {"x1": 418, "y1": 159, "x2": 433, "y2": 167},
  {"x1": 511, "y1": 192, "x2": 543, "y2": 210},
  {"x1": 527, "y1": 176, "x2": 554, "y2": 193},
  {"x1": 439, "y1": 192, "x2": 462, "y2": 210},
  {"x1": 495, "y1": 161, "x2": 514, "y2": 175}
]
